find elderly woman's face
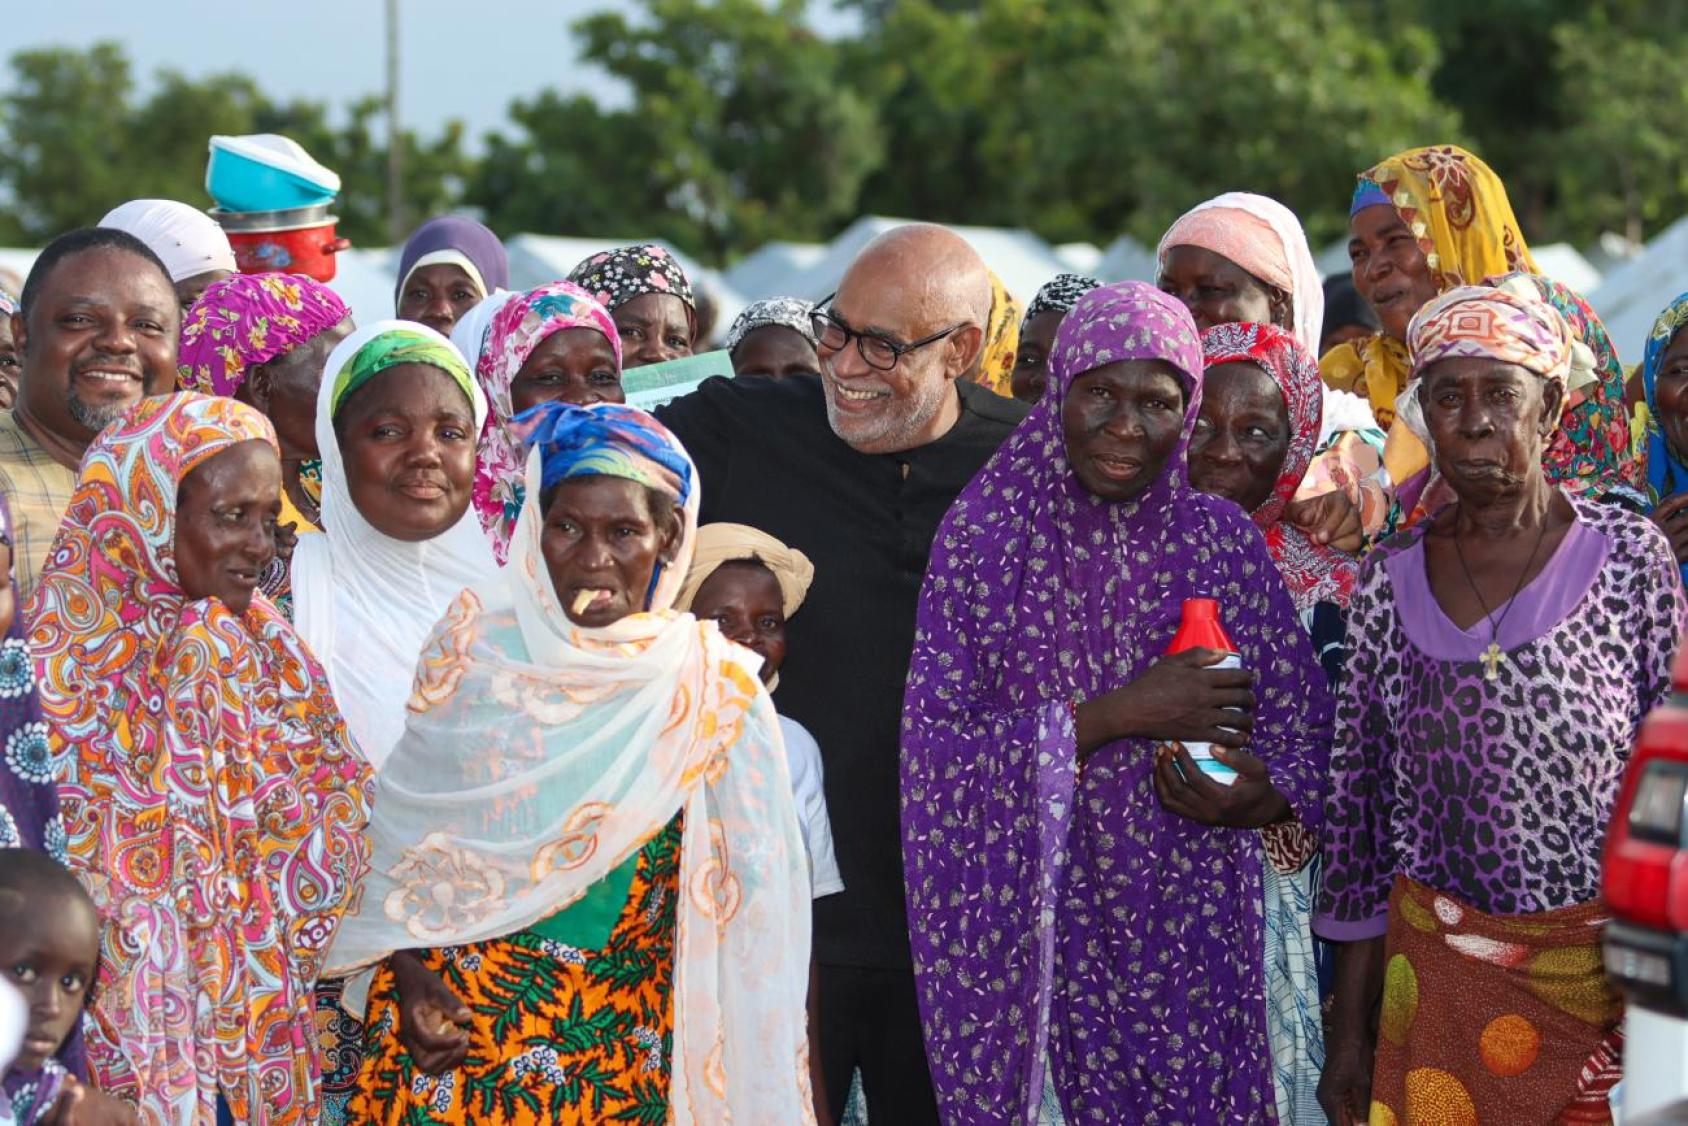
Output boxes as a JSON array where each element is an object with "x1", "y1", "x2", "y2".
[
  {"x1": 1188, "y1": 361, "x2": 1291, "y2": 514},
  {"x1": 249, "y1": 317, "x2": 352, "y2": 461},
  {"x1": 510, "y1": 328, "x2": 624, "y2": 415},
  {"x1": 1158, "y1": 246, "x2": 1286, "y2": 336},
  {"x1": 335, "y1": 363, "x2": 477, "y2": 542},
  {"x1": 1420, "y1": 356, "x2": 1562, "y2": 502},
  {"x1": 1653, "y1": 328, "x2": 1688, "y2": 460},
  {"x1": 613, "y1": 294, "x2": 694, "y2": 370},
  {"x1": 398, "y1": 264, "x2": 481, "y2": 336},
  {"x1": 542, "y1": 476, "x2": 681, "y2": 629},
  {"x1": 175, "y1": 439, "x2": 282, "y2": 614},
  {"x1": 1062, "y1": 359, "x2": 1186, "y2": 503}
]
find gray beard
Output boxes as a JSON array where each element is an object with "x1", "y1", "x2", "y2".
[{"x1": 66, "y1": 391, "x2": 131, "y2": 435}]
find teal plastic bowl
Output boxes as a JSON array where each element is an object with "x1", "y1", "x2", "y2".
[{"x1": 206, "y1": 136, "x2": 339, "y2": 214}]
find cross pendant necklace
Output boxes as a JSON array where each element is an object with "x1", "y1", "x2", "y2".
[
  {"x1": 1451, "y1": 512, "x2": 1552, "y2": 684},
  {"x1": 1479, "y1": 642, "x2": 1506, "y2": 680}
]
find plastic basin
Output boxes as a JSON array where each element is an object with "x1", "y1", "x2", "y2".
[{"x1": 206, "y1": 135, "x2": 339, "y2": 214}]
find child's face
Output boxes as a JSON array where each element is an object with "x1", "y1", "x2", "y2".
[
  {"x1": 689, "y1": 562, "x2": 788, "y2": 685},
  {"x1": 0, "y1": 891, "x2": 98, "y2": 1071}
]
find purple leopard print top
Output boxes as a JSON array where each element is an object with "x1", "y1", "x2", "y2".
[{"x1": 1315, "y1": 495, "x2": 1687, "y2": 940}]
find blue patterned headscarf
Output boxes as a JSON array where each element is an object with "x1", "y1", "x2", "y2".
[
  {"x1": 1643, "y1": 291, "x2": 1688, "y2": 581},
  {"x1": 513, "y1": 400, "x2": 693, "y2": 505}
]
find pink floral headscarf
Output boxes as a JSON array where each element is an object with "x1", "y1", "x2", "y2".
[
  {"x1": 467, "y1": 281, "x2": 621, "y2": 562},
  {"x1": 178, "y1": 273, "x2": 349, "y2": 396}
]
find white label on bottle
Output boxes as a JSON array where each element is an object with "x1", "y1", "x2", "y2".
[{"x1": 1179, "y1": 652, "x2": 1242, "y2": 786}]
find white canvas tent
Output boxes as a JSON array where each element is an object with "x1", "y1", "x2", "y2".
[
  {"x1": 725, "y1": 241, "x2": 827, "y2": 302},
  {"x1": 1591, "y1": 215, "x2": 1688, "y2": 364},
  {"x1": 1095, "y1": 235, "x2": 1157, "y2": 283},
  {"x1": 777, "y1": 216, "x2": 1071, "y2": 304}
]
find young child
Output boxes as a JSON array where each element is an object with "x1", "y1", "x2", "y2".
[
  {"x1": 0, "y1": 849, "x2": 134, "y2": 1126},
  {"x1": 677, "y1": 524, "x2": 843, "y2": 900}
]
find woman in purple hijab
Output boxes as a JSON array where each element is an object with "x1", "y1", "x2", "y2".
[
  {"x1": 901, "y1": 281, "x2": 1333, "y2": 1124},
  {"x1": 393, "y1": 215, "x2": 509, "y2": 336}
]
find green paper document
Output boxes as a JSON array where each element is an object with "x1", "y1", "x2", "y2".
[{"x1": 623, "y1": 350, "x2": 735, "y2": 410}]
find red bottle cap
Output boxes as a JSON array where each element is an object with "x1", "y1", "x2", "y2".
[{"x1": 1166, "y1": 597, "x2": 1237, "y2": 655}]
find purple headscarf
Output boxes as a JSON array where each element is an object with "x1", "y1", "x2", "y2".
[
  {"x1": 394, "y1": 216, "x2": 509, "y2": 306},
  {"x1": 901, "y1": 281, "x2": 1333, "y2": 1123}
]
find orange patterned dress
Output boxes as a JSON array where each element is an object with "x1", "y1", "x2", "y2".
[{"x1": 351, "y1": 818, "x2": 682, "y2": 1124}]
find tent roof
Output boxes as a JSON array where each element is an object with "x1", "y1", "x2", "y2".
[{"x1": 1590, "y1": 215, "x2": 1688, "y2": 364}]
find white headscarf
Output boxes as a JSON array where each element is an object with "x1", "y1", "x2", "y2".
[
  {"x1": 1156, "y1": 191, "x2": 1326, "y2": 355},
  {"x1": 447, "y1": 286, "x2": 517, "y2": 368},
  {"x1": 326, "y1": 420, "x2": 815, "y2": 1123},
  {"x1": 290, "y1": 320, "x2": 499, "y2": 769},
  {"x1": 99, "y1": 199, "x2": 237, "y2": 283}
]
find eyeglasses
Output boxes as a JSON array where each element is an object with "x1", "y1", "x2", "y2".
[{"x1": 810, "y1": 306, "x2": 968, "y2": 373}]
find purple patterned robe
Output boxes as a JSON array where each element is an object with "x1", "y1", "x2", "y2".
[{"x1": 902, "y1": 284, "x2": 1333, "y2": 1124}]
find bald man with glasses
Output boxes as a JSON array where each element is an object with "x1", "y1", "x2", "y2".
[{"x1": 657, "y1": 224, "x2": 1027, "y2": 1124}]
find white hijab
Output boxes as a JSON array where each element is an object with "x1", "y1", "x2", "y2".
[
  {"x1": 291, "y1": 320, "x2": 499, "y2": 769},
  {"x1": 327, "y1": 420, "x2": 815, "y2": 1122},
  {"x1": 447, "y1": 286, "x2": 517, "y2": 368},
  {"x1": 99, "y1": 199, "x2": 237, "y2": 282}
]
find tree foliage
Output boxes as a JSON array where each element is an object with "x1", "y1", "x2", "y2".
[
  {"x1": 0, "y1": 2, "x2": 1684, "y2": 264},
  {"x1": 0, "y1": 44, "x2": 466, "y2": 247}
]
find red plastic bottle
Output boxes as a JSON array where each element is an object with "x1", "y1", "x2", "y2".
[{"x1": 1165, "y1": 598, "x2": 1242, "y2": 785}]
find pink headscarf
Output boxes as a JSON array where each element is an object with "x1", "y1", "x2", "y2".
[
  {"x1": 1200, "y1": 322, "x2": 1358, "y2": 613},
  {"x1": 466, "y1": 280, "x2": 622, "y2": 562},
  {"x1": 1157, "y1": 192, "x2": 1326, "y2": 356},
  {"x1": 178, "y1": 273, "x2": 349, "y2": 396}
]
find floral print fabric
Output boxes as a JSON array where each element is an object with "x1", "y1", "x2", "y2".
[
  {"x1": 471, "y1": 291, "x2": 622, "y2": 562},
  {"x1": 26, "y1": 393, "x2": 373, "y2": 1126},
  {"x1": 177, "y1": 272, "x2": 349, "y2": 396},
  {"x1": 352, "y1": 818, "x2": 683, "y2": 1124},
  {"x1": 0, "y1": 497, "x2": 59, "y2": 860},
  {"x1": 901, "y1": 282, "x2": 1333, "y2": 1123},
  {"x1": 567, "y1": 243, "x2": 695, "y2": 313}
]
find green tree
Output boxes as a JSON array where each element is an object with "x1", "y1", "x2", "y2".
[
  {"x1": 0, "y1": 43, "x2": 467, "y2": 247},
  {"x1": 847, "y1": 0, "x2": 1462, "y2": 249},
  {"x1": 465, "y1": 0, "x2": 883, "y2": 264},
  {"x1": 1553, "y1": 19, "x2": 1688, "y2": 245}
]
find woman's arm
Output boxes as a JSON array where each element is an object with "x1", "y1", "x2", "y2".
[
  {"x1": 1318, "y1": 936, "x2": 1386, "y2": 1126},
  {"x1": 1074, "y1": 648, "x2": 1255, "y2": 757},
  {"x1": 389, "y1": 950, "x2": 472, "y2": 1074}
]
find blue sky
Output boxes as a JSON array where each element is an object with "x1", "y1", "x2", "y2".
[{"x1": 7, "y1": 1, "x2": 715, "y2": 146}]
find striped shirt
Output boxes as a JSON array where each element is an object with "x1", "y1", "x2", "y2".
[{"x1": 0, "y1": 411, "x2": 77, "y2": 606}]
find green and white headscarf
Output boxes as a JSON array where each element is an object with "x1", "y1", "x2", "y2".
[{"x1": 292, "y1": 320, "x2": 498, "y2": 769}]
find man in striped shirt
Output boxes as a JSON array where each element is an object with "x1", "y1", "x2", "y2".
[{"x1": 2, "y1": 229, "x2": 178, "y2": 602}]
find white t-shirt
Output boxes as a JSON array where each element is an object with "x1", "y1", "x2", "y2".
[
  {"x1": 779, "y1": 715, "x2": 844, "y2": 899},
  {"x1": 0, "y1": 978, "x2": 22, "y2": 1073}
]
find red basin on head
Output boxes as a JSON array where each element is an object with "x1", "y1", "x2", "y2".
[{"x1": 212, "y1": 206, "x2": 349, "y2": 282}]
